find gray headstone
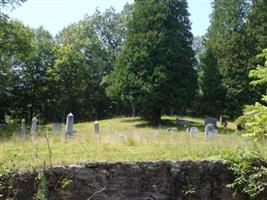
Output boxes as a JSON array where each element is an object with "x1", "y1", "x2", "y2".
[
  {"x1": 205, "y1": 124, "x2": 217, "y2": 139},
  {"x1": 65, "y1": 113, "x2": 74, "y2": 135},
  {"x1": 20, "y1": 119, "x2": 26, "y2": 137},
  {"x1": 94, "y1": 121, "x2": 100, "y2": 134},
  {"x1": 176, "y1": 119, "x2": 191, "y2": 126},
  {"x1": 219, "y1": 115, "x2": 223, "y2": 125},
  {"x1": 52, "y1": 123, "x2": 62, "y2": 133},
  {"x1": 190, "y1": 127, "x2": 198, "y2": 135},
  {"x1": 167, "y1": 127, "x2": 178, "y2": 132},
  {"x1": 204, "y1": 117, "x2": 217, "y2": 128},
  {"x1": 31, "y1": 117, "x2": 38, "y2": 135}
]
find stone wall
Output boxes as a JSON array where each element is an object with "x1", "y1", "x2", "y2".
[{"x1": 1, "y1": 161, "x2": 237, "y2": 200}]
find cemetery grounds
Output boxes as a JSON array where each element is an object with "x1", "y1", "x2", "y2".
[{"x1": 0, "y1": 116, "x2": 266, "y2": 173}]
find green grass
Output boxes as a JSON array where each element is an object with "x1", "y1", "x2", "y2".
[{"x1": 0, "y1": 116, "x2": 266, "y2": 172}]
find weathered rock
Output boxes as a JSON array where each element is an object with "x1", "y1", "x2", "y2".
[{"x1": 1, "y1": 161, "x2": 237, "y2": 200}]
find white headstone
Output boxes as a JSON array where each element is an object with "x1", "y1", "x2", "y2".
[
  {"x1": 94, "y1": 121, "x2": 100, "y2": 134},
  {"x1": 65, "y1": 113, "x2": 74, "y2": 135},
  {"x1": 31, "y1": 117, "x2": 38, "y2": 135},
  {"x1": 52, "y1": 123, "x2": 62, "y2": 133},
  {"x1": 190, "y1": 127, "x2": 198, "y2": 135},
  {"x1": 20, "y1": 119, "x2": 26, "y2": 136},
  {"x1": 205, "y1": 124, "x2": 217, "y2": 139}
]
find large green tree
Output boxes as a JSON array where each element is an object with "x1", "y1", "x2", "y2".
[
  {"x1": 0, "y1": 0, "x2": 28, "y2": 122},
  {"x1": 48, "y1": 6, "x2": 132, "y2": 121},
  {"x1": 204, "y1": 0, "x2": 255, "y2": 118},
  {"x1": 107, "y1": 0, "x2": 196, "y2": 125},
  {"x1": 11, "y1": 27, "x2": 55, "y2": 122},
  {"x1": 0, "y1": 20, "x2": 33, "y2": 122},
  {"x1": 198, "y1": 47, "x2": 225, "y2": 116}
]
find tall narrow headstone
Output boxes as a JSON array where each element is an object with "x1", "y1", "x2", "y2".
[
  {"x1": 31, "y1": 117, "x2": 38, "y2": 135},
  {"x1": 65, "y1": 113, "x2": 74, "y2": 135},
  {"x1": 20, "y1": 119, "x2": 26, "y2": 137},
  {"x1": 219, "y1": 115, "x2": 223, "y2": 125},
  {"x1": 94, "y1": 121, "x2": 100, "y2": 134},
  {"x1": 205, "y1": 124, "x2": 217, "y2": 139}
]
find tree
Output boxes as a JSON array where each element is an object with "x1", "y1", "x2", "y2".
[
  {"x1": 0, "y1": 0, "x2": 28, "y2": 122},
  {"x1": 107, "y1": 0, "x2": 197, "y2": 125},
  {"x1": 11, "y1": 27, "x2": 55, "y2": 122},
  {"x1": 237, "y1": 49, "x2": 267, "y2": 141},
  {"x1": 198, "y1": 48, "x2": 225, "y2": 116},
  {"x1": 205, "y1": 0, "x2": 255, "y2": 118},
  {"x1": 245, "y1": 0, "x2": 267, "y2": 53},
  {"x1": 84, "y1": 4, "x2": 133, "y2": 76},
  {"x1": 0, "y1": 0, "x2": 26, "y2": 20},
  {"x1": 192, "y1": 36, "x2": 204, "y2": 64},
  {"x1": 48, "y1": 6, "x2": 134, "y2": 121},
  {"x1": 0, "y1": 20, "x2": 33, "y2": 122},
  {"x1": 51, "y1": 13, "x2": 118, "y2": 121}
]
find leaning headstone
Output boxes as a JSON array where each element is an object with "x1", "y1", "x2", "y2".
[
  {"x1": 19, "y1": 119, "x2": 26, "y2": 137},
  {"x1": 94, "y1": 121, "x2": 100, "y2": 134},
  {"x1": 52, "y1": 123, "x2": 62, "y2": 133},
  {"x1": 190, "y1": 127, "x2": 198, "y2": 135},
  {"x1": 204, "y1": 117, "x2": 217, "y2": 128},
  {"x1": 205, "y1": 124, "x2": 217, "y2": 139},
  {"x1": 65, "y1": 113, "x2": 74, "y2": 135},
  {"x1": 31, "y1": 117, "x2": 38, "y2": 135}
]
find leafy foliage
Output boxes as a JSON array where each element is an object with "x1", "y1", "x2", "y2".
[
  {"x1": 224, "y1": 149, "x2": 267, "y2": 199},
  {"x1": 236, "y1": 49, "x2": 267, "y2": 141},
  {"x1": 0, "y1": 5, "x2": 132, "y2": 124},
  {"x1": 37, "y1": 171, "x2": 47, "y2": 200}
]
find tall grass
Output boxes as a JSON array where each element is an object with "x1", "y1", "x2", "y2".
[{"x1": 0, "y1": 116, "x2": 266, "y2": 172}]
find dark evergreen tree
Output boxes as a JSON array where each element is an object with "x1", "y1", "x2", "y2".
[
  {"x1": 245, "y1": 0, "x2": 267, "y2": 53},
  {"x1": 107, "y1": 0, "x2": 197, "y2": 125},
  {"x1": 198, "y1": 48, "x2": 225, "y2": 116},
  {"x1": 205, "y1": 0, "x2": 253, "y2": 118}
]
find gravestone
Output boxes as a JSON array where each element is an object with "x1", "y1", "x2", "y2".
[
  {"x1": 20, "y1": 119, "x2": 26, "y2": 137},
  {"x1": 94, "y1": 121, "x2": 100, "y2": 134},
  {"x1": 52, "y1": 123, "x2": 62, "y2": 133},
  {"x1": 219, "y1": 115, "x2": 223, "y2": 125},
  {"x1": 31, "y1": 117, "x2": 38, "y2": 135},
  {"x1": 167, "y1": 127, "x2": 177, "y2": 132},
  {"x1": 65, "y1": 113, "x2": 74, "y2": 135},
  {"x1": 176, "y1": 119, "x2": 191, "y2": 126},
  {"x1": 190, "y1": 127, "x2": 198, "y2": 135},
  {"x1": 204, "y1": 117, "x2": 217, "y2": 128},
  {"x1": 205, "y1": 124, "x2": 217, "y2": 139}
]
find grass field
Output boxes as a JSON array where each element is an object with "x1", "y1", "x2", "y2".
[{"x1": 0, "y1": 116, "x2": 266, "y2": 172}]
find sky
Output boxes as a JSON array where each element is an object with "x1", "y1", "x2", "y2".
[{"x1": 8, "y1": 0, "x2": 212, "y2": 37}]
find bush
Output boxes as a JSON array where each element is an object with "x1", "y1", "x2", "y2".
[
  {"x1": 224, "y1": 149, "x2": 267, "y2": 199},
  {"x1": 236, "y1": 49, "x2": 267, "y2": 141}
]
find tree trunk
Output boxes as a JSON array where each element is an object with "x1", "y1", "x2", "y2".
[
  {"x1": 131, "y1": 104, "x2": 136, "y2": 117},
  {"x1": 151, "y1": 107, "x2": 161, "y2": 126}
]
